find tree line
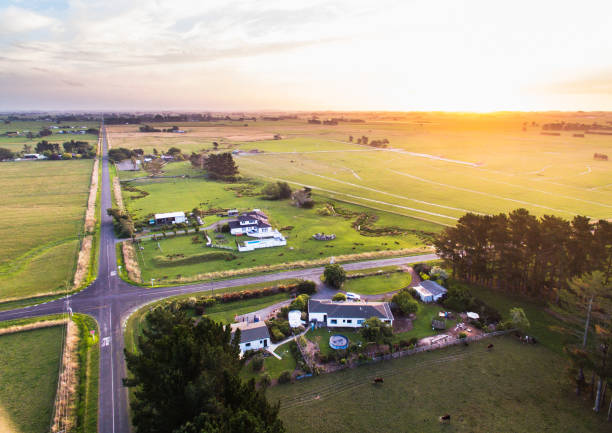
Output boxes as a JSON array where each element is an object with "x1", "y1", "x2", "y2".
[{"x1": 434, "y1": 209, "x2": 612, "y2": 300}]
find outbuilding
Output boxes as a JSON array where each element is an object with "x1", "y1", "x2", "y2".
[
  {"x1": 230, "y1": 321, "x2": 271, "y2": 354},
  {"x1": 288, "y1": 310, "x2": 304, "y2": 328},
  {"x1": 153, "y1": 211, "x2": 187, "y2": 225},
  {"x1": 413, "y1": 280, "x2": 447, "y2": 303}
]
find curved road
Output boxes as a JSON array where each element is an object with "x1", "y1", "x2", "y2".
[{"x1": 0, "y1": 126, "x2": 438, "y2": 433}]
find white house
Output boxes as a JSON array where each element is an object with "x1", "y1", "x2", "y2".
[
  {"x1": 230, "y1": 321, "x2": 271, "y2": 354},
  {"x1": 229, "y1": 209, "x2": 273, "y2": 236},
  {"x1": 153, "y1": 211, "x2": 187, "y2": 225},
  {"x1": 413, "y1": 280, "x2": 447, "y2": 303},
  {"x1": 308, "y1": 299, "x2": 394, "y2": 328}
]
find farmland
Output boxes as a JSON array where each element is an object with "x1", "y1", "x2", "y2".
[
  {"x1": 267, "y1": 337, "x2": 610, "y2": 433},
  {"x1": 120, "y1": 171, "x2": 435, "y2": 284},
  {"x1": 0, "y1": 160, "x2": 94, "y2": 302},
  {"x1": 342, "y1": 270, "x2": 413, "y2": 295},
  {"x1": 0, "y1": 120, "x2": 99, "y2": 153},
  {"x1": 109, "y1": 112, "x2": 612, "y2": 228},
  {"x1": 0, "y1": 325, "x2": 65, "y2": 433}
]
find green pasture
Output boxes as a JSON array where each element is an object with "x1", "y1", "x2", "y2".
[
  {"x1": 201, "y1": 292, "x2": 290, "y2": 324},
  {"x1": 121, "y1": 174, "x2": 436, "y2": 283},
  {"x1": 0, "y1": 120, "x2": 99, "y2": 153},
  {"x1": 0, "y1": 160, "x2": 94, "y2": 301},
  {"x1": 267, "y1": 337, "x2": 610, "y2": 433},
  {"x1": 343, "y1": 270, "x2": 412, "y2": 295},
  {"x1": 0, "y1": 325, "x2": 65, "y2": 433},
  {"x1": 111, "y1": 116, "x2": 612, "y2": 228}
]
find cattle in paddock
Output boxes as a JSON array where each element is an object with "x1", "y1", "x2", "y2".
[
  {"x1": 439, "y1": 414, "x2": 451, "y2": 424},
  {"x1": 487, "y1": 344, "x2": 494, "y2": 350},
  {"x1": 373, "y1": 377, "x2": 384, "y2": 384}
]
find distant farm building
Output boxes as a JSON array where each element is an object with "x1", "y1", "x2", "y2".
[
  {"x1": 413, "y1": 280, "x2": 447, "y2": 303},
  {"x1": 153, "y1": 211, "x2": 187, "y2": 225},
  {"x1": 116, "y1": 159, "x2": 142, "y2": 171}
]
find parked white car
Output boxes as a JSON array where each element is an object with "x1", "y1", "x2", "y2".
[{"x1": 345, "y1": 292, "x2": 361, "y2": 301}]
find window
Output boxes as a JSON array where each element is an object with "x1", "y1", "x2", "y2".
[
  {"x1": 330, "y1": 319, "x2": 337, "y2": 324},
  {"x1": 246, "y1": 342, "x2": 251, "y2": 347},
  {"x1": 357, "y1": 320, "x2": 364, "y2": 325},
  {"x1": 346, "y1": 319, "x2": 352, "y2": 324}
]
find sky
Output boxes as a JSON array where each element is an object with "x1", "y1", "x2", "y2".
[{"x1": 1, "y1": 0, "x2": 612, "y2": 112}]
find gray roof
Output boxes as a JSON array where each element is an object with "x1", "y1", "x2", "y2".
[
  {"x1": 231, "y1": 322, "x2": 270, "y2": 343},
  {"x1": 308, "y1": 299, "x2": 393, "y2": 321},
  {"x1": 420, "y1": 280, "x2": 447, "y2": 297}
]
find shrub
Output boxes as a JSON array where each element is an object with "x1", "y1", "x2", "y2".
[
  {"x1": 259, "y1": 373, "x2": 271, "y2": 388},
  {"x1": 278, "y1": 371, "x2": 292, "y2": 384},
  {"x1": 430, "y1": 265, "x2": 448, "y2": 280},
  {"x1": 270, "y1": 327, "x2": 285, "y2": 342},
  {"x1": 332, "y1": 292, "x2": 347, "y2": 302},
  {"x1": 251, "y1": 355, "x2": 264, "y2": 372},
  {"x1": 296, "y1": 280, "x2": 317, "y2": 295},
  {"x1": 289, "y1": 294, "x2": 310, "y2": 312},
  {"x1": 458, "y1": 332, "x2": 467, "y2": 339},
  {"x1": 391, "y1": 290, "x2": 418, "y2": 315},
  {"x1": 152, "y1": 251, "x2": 236, "y2": 267}
]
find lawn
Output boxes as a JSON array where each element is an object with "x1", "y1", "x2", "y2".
[
  {"x1": 0, "y1": 325, "x2": 65, "y2": 433},
  {"x1": 202, "y1": 292, "x2": 290, "y2": 324},
  {"x1": 305, "y1": 327, "x2": 364, "y2": 357},
  {"x1": 342, "y1": 271, "x2": 412, "y2": 295},
  {"x1": 267, "y1": 337, "x2": 610, "y2": 433},
  {"x1": 392, "y1": 302, "x2": 447, "y2": 342},
  {"x1": 241, "y1": 341, "x2": 298, "y2": 381},
  {"x1": 0, "y1": 160, "x2": 94, "y2": 301},
  {"x1": 122, "y1": 174, "x2": 436, "y2": 284}
]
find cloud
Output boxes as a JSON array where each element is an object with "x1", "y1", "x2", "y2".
[
  {"x1": 0, "y1": 6, "x2": 60, "y2": 34},
  {"x1": 544, "y1": 71, "x2": 612, "y2": 95}
]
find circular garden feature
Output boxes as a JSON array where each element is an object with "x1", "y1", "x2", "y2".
[{"x1": 329, "y1": 334, "x2": 349, "y2": 350}]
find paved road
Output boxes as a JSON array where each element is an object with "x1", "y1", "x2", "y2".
[{"x1": 0, "y1": 125, "x2": 439, "y2": 432}]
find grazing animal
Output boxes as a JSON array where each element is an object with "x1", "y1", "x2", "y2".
[
  {"x1": 373, "y1": 377, "x2": 384, "y2": 384},
  {"x1": 487, "y1": 344, "x2": 494, "y2": 350},
  {"x1": 439, "y1": 414, "x2": 451, "y2": 424}
]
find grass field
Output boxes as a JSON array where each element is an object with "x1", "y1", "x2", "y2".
[
  {"x1": 0, "y1": 120, "x2": 99, "y2": 153},
  {"x1": 241, "y1": 341, "x2": 298, "y2": 382},
  {"x1": 0, "y1": 160, "x2": 94, "y2": 301},
  {"x1": 110, "y1": 113, "x2": 612, "y2": 228},
  {"x1": 121, "y1": 172, "x2": 435, "y2": 283},
  {"x1": 267, "y1": 337, "x2": 610, "y2": 433},
  {"x1": 343, "y1": 271, "x2": 412, "y2": 295},
  {"x1": 0, "y1": 325, "x2": 65, "y2": 433}
]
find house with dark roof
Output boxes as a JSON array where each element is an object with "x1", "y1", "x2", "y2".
[
  {"x1": 308, "y1": 299, "x2": 394, "y2": 328},
  {"x1": 230, "y1": 321, "x2": 270, "y2": 354},
  {"x1": 229, "y1": 209, "x2": 272, "y2": 236},
  {"x1": 413, "y1": 280, "x2": 447, "y2": 303}
]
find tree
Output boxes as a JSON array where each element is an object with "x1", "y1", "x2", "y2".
[
  {"x1": 35, "y1": 140, "x2": 59, "y2": 154},
  {"x1": 509, "y1": 307, "x2": 530, "y2": 331},
  {"x1": 204, "y1": 152, "x2": 239, "y2": 180},
  {"x1": 22, "y1": 144, "x2": 32, "y2": 153},
  {"x1": 0, "y1": 147, "x2": 14, "y2": 160},
  {"x1": 391, "y1": 290, "x2": 418, "y2": 315},
  {"x1": 262, "y1": 182, "x2": 292, "y2": 200},
  {"x1": 213, "y1": 142, "x2": 219, "y2": 150},
  {"x1": 324, "y1": 264, "x2": 346, "y2": 289},
  {"x1": 124, "y1": 308, "x2": 285, "y2": 433},
  {"x1": 289, "y1": 294, "x2": 310, "y2": 311},
  {"x1": 292, "y1": 187, "x2": 314, "y2": 208},
  {"x1": 360, "y1": 317, "x2": 393, "y2": 343}
]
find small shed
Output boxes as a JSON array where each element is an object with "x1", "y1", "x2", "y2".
[
  {"x1": 288, "y1": 310, "x2": 304, "y2": 328},
  {"x1": 414, "y1": 280, "x2": 447, "y2": 303},
  {"x1": 466, "y1": 312, "x2": 480, "y2": 320},
  {"x1": 153, "y1": 211, "x2": 187, "y2": 225},
  {"x1": 431, "y1": 319, "x2": 446, "y2": 330}
]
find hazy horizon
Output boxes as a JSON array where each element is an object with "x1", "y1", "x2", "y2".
[{"x1": 2, "y1": 0, "x2": 612, "y2": 112}]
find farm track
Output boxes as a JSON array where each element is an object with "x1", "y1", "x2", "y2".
[{"x1": 280, "y1": 350, "x2": 470, "y2": 410}]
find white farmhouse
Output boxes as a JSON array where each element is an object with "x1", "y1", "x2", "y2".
[
  {"x1": 230, "y1": 321, "x2": 271, "y2": 354},
  {"x1": 308, "y1": 299, "x2": 394, "y2": 328},
  {"x1": 413, "y1": 280, "x2": 447, "y2": 303},
  {"x1": 229, "y1": 209, "x2": 272, "y2": 235}
]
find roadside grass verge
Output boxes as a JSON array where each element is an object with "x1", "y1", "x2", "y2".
[
  {"x1": 267, "y1": 336, "x2": 610, "y2": 433},
  {"x1": 342, "y1": 270, "x2": 412, "y2": 295},
  {"x1": 0, "y1": 294, "x2": 65, "y2": 312}
]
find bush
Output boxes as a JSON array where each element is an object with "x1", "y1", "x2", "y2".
[
  {"x1": 332, "y1": 292, "x2": 347, "y2": 302},
  {"x1": 289, "y1": 294, "x2": 310, "y2": 312},
  {"x1": 430, "y1": 265, "x2": 448, "y2": 280},
  {"x1": 152, "y1": 251, "x2": 236, "y2": 267},
  {"x1": 296, "y1": 280, "x2": 317, "y2": 295},
  {"x1": 270, "y1": 327, "x2": 285, "y2": 342},
  {"x1": 278, "y1": 371, "x2": 292, "y2": 384},
  {"x1": 391, "y1": 290, "x2": 418, "y2": 315},
  {"x1": 458, "y1": 332, "x2": 467, "y2": 339},
  {"x1": 259, "y1": 373, "x2": 271, "y2": 388},
  {"x1": 251, "y1": 355, "x2": 264, "y2": 372}
]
